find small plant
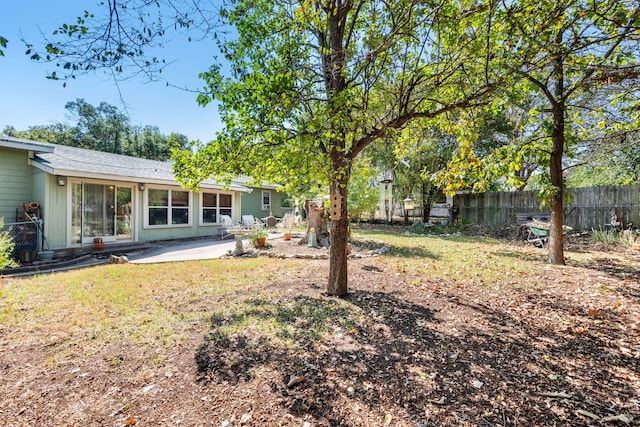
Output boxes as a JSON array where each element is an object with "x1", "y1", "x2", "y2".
[
  {"x1": 407, "y1": 221, "x2": 430, "y2": 235},
  {"x1": 591, "y1": 227, "x2": 623, "y2": 246},
  {"x1": 621, "y1": 229, "x2": 639, "y2": 248},
  {"x1": 0, "y1": 218, "x2": 17, "y2": 270},
  {"x1": 249, "y1": 227, "x2": 269, "y2": 248},
  {"x1": 116, "y1": 220, "x2": 131, "y2": 235}
]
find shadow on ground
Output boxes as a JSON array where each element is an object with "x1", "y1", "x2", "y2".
[{"x1": 195, "y1": 286, "x2": 639, "y2": 426}]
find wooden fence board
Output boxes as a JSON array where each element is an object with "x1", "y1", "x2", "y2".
[{"x1": 454, "y1": 184, "x2": 640, "y2": 231}]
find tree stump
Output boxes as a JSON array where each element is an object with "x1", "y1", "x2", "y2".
[{"x1": 298, "y1": 200, "x2": 330, "y2": 247}]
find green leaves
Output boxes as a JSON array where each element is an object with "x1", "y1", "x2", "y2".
[
  {"x1": 191, "y1": 0, "x2": 496, "y2": 180},
  {"x1": 438, "y1": 0, "x2": 640, "y2": 198},
  {"x1": 22, "y1": 2, "x2": 178, "y2": 81},
  {"x1": 0, "y1": 218, "x2": 17, "y2": 270},
  {"x1": 0, "y1": 36, "x2": 7, "y2": 57}
]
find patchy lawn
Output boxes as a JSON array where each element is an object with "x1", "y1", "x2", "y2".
[{"x1": 1, "y1": 226, "x2": 639, "y2": 426}]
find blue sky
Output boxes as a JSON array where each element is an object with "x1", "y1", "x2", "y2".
[{"x1": 0, "y1": 1, "x2": 223, "y2": 142}]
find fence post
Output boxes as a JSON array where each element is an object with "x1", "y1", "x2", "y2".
[{"x1": 37, "y1": 219, "x2": 43, "y2": 253}]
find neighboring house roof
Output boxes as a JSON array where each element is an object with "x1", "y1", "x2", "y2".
[{"x1": 0, "y1": 135, "x2": 250, "y2": 192}]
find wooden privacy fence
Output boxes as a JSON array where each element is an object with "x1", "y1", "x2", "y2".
[{"x1": 454, "y1": 184, "x2": 640, "y2": 231}]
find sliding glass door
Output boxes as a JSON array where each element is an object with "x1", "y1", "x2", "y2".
[
  {"x1": 116, "y1": 187, "x2": 133, "y2": 241},
  {"x1": 71, "y1": 182, "x2": 134, "y2": 245}
]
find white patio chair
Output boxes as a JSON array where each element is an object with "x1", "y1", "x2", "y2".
[
  {"x1": 242, "y1": 215, "x2": 262, "y2": 228},
  {"x1": 277, "y1": 214, "x2": 296, "y2": 231},
  {"x1": 219, "y1": 215, "x2": 240, "y2": 239}
]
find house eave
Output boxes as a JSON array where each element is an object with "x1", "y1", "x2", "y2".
[
  {"x1": 0, "y1": 136, "x2": 55, "y2": 153},
  {"x1": 29, "y1": 161, "x2": 251, "y2": 192}
]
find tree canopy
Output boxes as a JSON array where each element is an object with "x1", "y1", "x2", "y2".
[
  {"x1": 433, "y1": 0, "x2": 640, "y2": 264},
  {"x1": 566, "y1": 131, "x2": 640, "y2": 187},
  {"x1": 3, "y1": 99, "x2": 188, "y2": 161},
  {"x1": 169, "y1": 0, "x2": 498, "y2": 295},
  {"x1": 26, "y1": 0, "x2": 640, "y2": 288}
]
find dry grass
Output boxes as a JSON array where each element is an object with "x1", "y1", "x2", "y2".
[
  {"x1": 1, "y1": 228, "x2": 638, "y2": 426},
  {"x1": 350, "y1": 227, "x2": 605, "y2": 291},
  {"x1": 2, "y1": 230, "x2": 633, "y2": 358},
  {"x1": 0, "y1": 258, "x2": 299, "y2": 365}
]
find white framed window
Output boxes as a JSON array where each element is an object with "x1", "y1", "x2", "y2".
[
  {"x1": 144, "y1": 187, "x2": 192, "y2": 228},
  {"x1": 200, "y1": 191, "x2": 233, "y2": 225},
  {"x1": 261, "y1": 190, "x2": 271, "y2": 211}
]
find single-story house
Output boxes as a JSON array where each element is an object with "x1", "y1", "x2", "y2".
[{"x1": 0, "y1": 135, "x2": 284, "y2": 252}]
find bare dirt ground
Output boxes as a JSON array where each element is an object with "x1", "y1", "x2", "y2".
[{"x1": 1, "y1": 229, "x2": 639, "y2": 426}]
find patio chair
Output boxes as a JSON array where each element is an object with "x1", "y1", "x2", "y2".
[
  {"x1": 242, "y1": 215, "x2": 262, "y2": 229},
  {"x1": 277, "y1": 214, "x2": 296, "y2": 231},
  {"x1": 219, "y1": 215, "x2": 240, "y2": 239},
  {"x1": 265, "y1": 215, "x2": 278, "y2": 228}
]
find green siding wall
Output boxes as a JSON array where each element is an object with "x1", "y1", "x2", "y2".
[
  {"x1": 0, "y1": 148, "x2": 33, "y2": 223},
  {"x1": 0, "y1": 148, "x2": 68, "y2": 249},
  {"x1": 39, "y1": 173, "x2": 68, "y2": 249},
  {"x1": 136, "y1": 191, "x2": 243, "y2": 242},
  {"x1": 241, "y1": 188, "x2": 284, "y2": 219}
]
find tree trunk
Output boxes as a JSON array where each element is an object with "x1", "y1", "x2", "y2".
[
  {"x1": 319, "y1": 4, "x2": 350, "y2": 296},
  {"x1": 422, "y1": 202, "x2": 432, "y2": 223},
  {"x1": 548, "y1": 124, "x2": 565, "y2": 265},
  {"x1": 327, "y1": 180, "x2": 349, "y2": 296},
  {"x1": 548, "y1": 40, "x2": 566, "y2": 265},
  {"x1": 422, "y1": 182, "x2": 431, "y2": 223}
]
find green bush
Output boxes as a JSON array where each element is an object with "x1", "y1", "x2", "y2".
[
  {"x1": 346, "y1": 160, "x2": 380, "y2": 222},
  {"x1": 407, "y1": 221, "x2": 430, "y2": 234},
  {"x1": 0, "y1": 218, "x2": 17, "y2": 270}
]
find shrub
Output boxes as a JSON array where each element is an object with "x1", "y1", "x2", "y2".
[
  {"x1": 407, "y1": 221, "x2": 430, "y2": 234},
  {"x1": 591, "y1": 227, "x2": 621, "y2": 246},
  {"x1": 621, "y1": 229, "x2": 639, "y2": 248},
  {"x1": 0, "y1": 218, "x2": 17, "y2": 270}
]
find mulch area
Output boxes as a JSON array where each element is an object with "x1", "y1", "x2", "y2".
[{"x1": 1, "y1": 230, "x2": 639, "y2": 426}]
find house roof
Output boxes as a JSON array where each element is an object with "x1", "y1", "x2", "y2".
[
  {"x1": 0, "y1": 135, "x2": 55, "y2": 153},
  {"x1": 232, "y1": 175, "x2": 282, "y2": 191},
  {"x1": 0, "y1": 135, "x2": 251, "y2": 192}
]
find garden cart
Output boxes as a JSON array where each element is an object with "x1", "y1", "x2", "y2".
[{"x1": 526, "y1": 222, "x2": 550, "y2": 248}]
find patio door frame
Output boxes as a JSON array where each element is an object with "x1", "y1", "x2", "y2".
[{"x1": 68, "y1": 179, "x2": 136, "y2": 246}]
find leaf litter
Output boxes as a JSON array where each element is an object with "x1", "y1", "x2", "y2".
[{"x1": 0, "y1": 230, "x2": 638, "y2": 426}]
